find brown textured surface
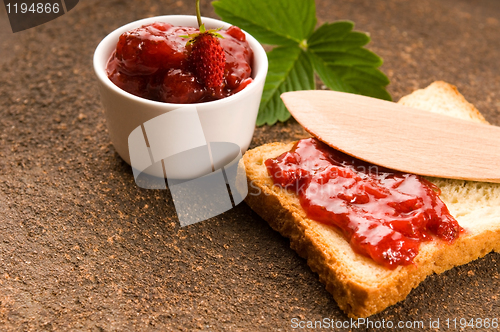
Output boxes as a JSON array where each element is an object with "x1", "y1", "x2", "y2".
[{"x1": 1, "y1": 0, "x2": 499, "y2": 331}]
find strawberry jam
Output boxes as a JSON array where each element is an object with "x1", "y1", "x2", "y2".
[
  {"x1": 106, "y1": 22, "x2": 254, "y2": 103},
  {"x1": 265, "y1": 138, "x2": 463, "y2": 269}
]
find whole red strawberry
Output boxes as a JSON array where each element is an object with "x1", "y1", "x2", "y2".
[{"x1": 185, "y1": 25, "x2": 226, "y2": 89}]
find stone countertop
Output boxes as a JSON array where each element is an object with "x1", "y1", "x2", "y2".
[{"x1": 1, "y1": 0, "x2": 499, "y2": 330}]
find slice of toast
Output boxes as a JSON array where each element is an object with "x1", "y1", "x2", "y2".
[{"x1": 242, "y1": 81, "x2": 500, "y2": 318}]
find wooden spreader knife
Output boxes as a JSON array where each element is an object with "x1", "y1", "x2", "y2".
[{"x1": 281, "y1": 90, "x2": 500, "y2": 183}]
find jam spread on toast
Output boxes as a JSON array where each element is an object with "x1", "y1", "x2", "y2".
[{"x1": 265, "y1": 138, "x2": 463, "y2": 269}]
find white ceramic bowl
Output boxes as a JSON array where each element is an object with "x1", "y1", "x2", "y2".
[{"x1": 93, "y1": 15, "x2": 268, "y2": 177}]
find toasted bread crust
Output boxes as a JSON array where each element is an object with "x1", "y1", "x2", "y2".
[
  {"x1": 242, "y1": 82, "x2": 500, "y2": 318},
  {"x1": 399, "y1": 81, "x2": 489, "y2": 124}
]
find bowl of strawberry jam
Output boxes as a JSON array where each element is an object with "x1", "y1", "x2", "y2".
[{"x1": 93, "y1": 16, "x2": 268, "y2": 170}]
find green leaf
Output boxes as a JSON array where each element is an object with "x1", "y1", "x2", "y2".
[
  {"x1": 257, "y1": 46, "x2": 315, "y2": 125},
  {"x1": 211, "y1": 2, "x2": 392, "y2": 125},
  {"x1": 310, "y1": 52, "x2": 391, "y2": 100},
  {"x1": 307, "y1": 21, "x2": 355, "y2": 45},
  {"x1": 308, "y1": 22, "x2": 370, "y2": 52},
  {"x1": 311, "y1": 48, "x2": 383, "y2": 67},
  {"x1": 307, "y1": 52, "x2": 351, "y2": 92},
  {"x1": 213, "y1": 0, "x2": 316, "y2": 45},
  {"x1": 308, "y1": 22, "x2": 391, "y2": 101}
]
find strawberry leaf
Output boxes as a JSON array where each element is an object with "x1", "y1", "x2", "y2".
[
  {"x1": 213, "y1": 0, "x2": 316, "y2": 46},
  {"x1": 212, "y1": 1, "x2": 392, "y2": 125},
  {"x1": 257, "y1": 46, "x2": 314, "y2": 125},
  {"x1": 308, "y1": 22, "x2": 391, "y2": 101}
]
